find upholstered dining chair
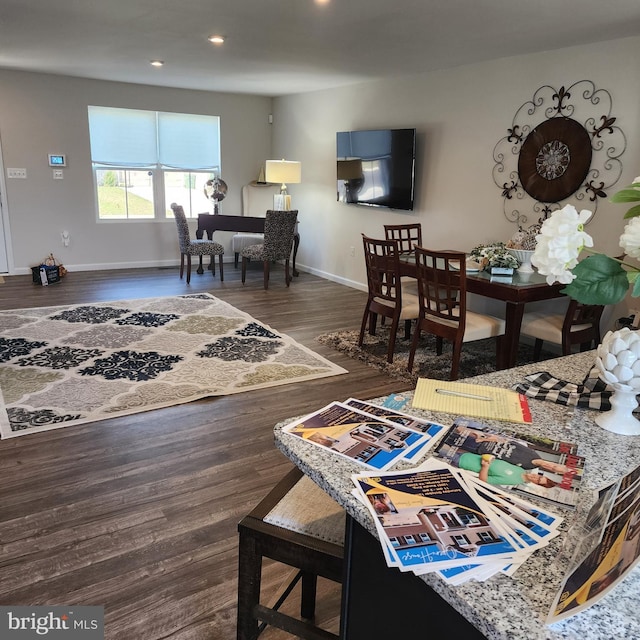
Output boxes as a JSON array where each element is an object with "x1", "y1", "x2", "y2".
[
  {"x1": 359, "y1": 234, "x2": 420, "y2": 363},
  {"x1": 407, "y1": 248, "x2": 505, "y2": 380},
  {"x1": 520, "y1": 299, "x2": 604, "y2": 360},
  {"x1": 241, "y1": 210, "x2": 298, "y2": 289},
  {"x1": 170, "y1": 203, "x2": 225, "y2": 284},
  {"x1": 231, "y1": 184, "x2": 277, "y2": 267}
]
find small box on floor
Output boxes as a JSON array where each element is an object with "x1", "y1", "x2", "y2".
[{"x1": 31, "y1": 265, "x2": 61, "y2": 286}]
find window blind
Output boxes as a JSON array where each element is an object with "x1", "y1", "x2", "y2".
[{"x1": 88, "y1": 106, "x2": 220, "y2": 170}]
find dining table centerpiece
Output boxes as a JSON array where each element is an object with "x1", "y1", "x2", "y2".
[
  {"x1": 506, "y1": 225, "x2": 539, "y2": 274},
  {"x1": 470, "y1": 243, "x2": 519, "y2": 274},
  {"x1": 531, "y1": 176, "x2": 640, "y2": 435}
]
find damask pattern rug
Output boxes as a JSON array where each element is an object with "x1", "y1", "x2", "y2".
[
  {"x1": 317, "y1": 327, "x2": 553, "y2": 387},
  {"x1": 0, "y1": 294, "x2": 347, "y2": 438}
]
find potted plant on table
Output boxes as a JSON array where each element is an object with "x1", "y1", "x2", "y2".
[{"x1": 470, "y1": 243, "x2": 519, "y2": 275}]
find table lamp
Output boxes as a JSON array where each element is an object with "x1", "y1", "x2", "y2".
[{"x1": 265, "y1": 159, "x2": 301, "y2": 210}]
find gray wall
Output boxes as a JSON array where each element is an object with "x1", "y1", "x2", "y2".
[
  {"x1": 270, "y1": 35, "x2": 640, "y2": 326},
  {"x1": 0, "y1": 70, "x2": 272, "y2": 272},
  {"x1": 272, "y1": 36, "x2": 640, "y2": 292}
]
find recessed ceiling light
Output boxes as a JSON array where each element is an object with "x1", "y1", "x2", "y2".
[
  {"x1": 208, "y1": 35, "x2": 225, "y2": 45},
  {"x1": 150, "y1": 60, "x2": 164, "y2": 67}
]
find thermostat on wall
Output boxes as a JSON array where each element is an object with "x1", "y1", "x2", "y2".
[{"x1": 48, "y1": 154, "x2": 66, "y2": 167}]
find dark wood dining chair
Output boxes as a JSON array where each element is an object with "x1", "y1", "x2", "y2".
[
  {"x1": 237, "y1": 466, "x2": 344, "y2": 640},
  {"x1": 359, "y1": 235, "x2": 420, "y2": 363},
  {"x1": 383, "y1": 223, "x2": 422, "y2": 256},
  {"x1": 520, "y1": 299, "x2": 604, "y2": 360},
  {"x1": 407, "y1": 247, "x2": 505, "y2": 380},
  {"x1": 383, "y1": 223, "x2": 423, "y2": 297}
]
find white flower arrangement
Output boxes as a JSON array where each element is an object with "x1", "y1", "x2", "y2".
[
  {"x1": 470, "y1": 243, "x2": 519, "y2": 271},
  {"x1": 531, "y1": 176, "x2": 640, "y2": 305}
]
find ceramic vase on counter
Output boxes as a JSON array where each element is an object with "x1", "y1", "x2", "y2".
[{"x1": 594, "y1": 328, "x2": 640, "y2": 436}]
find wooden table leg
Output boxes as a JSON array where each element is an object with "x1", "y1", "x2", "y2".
[{"x1": 502, "y1": 302, "x2": 526, "y2": 369}]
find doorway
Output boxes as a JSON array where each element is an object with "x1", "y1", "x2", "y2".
[{"x1": 0, "y1": 137, "x2": 12, "y2": 274}]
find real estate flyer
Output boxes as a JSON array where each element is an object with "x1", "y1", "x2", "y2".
[
  {"x1": 432, "y1": 418, "x2": 585, "y2": 508},
  {"x1": 343, "y1": 397, "x2": 446, "y2": 460},
  {"x1": 282, "y1": 401, "x2": 430, "y2": 470},
  {"x1": 548, "y1": 462, "x2": 640, "y2": 623},
  {"x1": 352, "y1": 464, "x2": 524, "y2": 573}
]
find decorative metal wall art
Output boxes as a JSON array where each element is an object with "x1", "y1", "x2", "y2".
[{"x1": 492, "y1": 80, "x2": 626, "y2": 228}]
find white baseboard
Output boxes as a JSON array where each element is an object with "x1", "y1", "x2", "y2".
[
  {"x1": 12, "y1": 257, "x2": 234, "y2": 276},
  {"x1": 11, "y1": 259, "x2": 369, "y2": 294},
  {"x1": 295, "y1": 262, "x2": 366, "y2": 292}
]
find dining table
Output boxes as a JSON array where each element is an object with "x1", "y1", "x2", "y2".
[{"x1": 399, "y1": 256, "x2": 565, "y2": 368}]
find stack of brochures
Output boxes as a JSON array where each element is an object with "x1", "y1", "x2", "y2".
[
  {"x1": 352, "y1": 457, "x2": 563, "y2": 584},
  {"x1": 281, "y1": 396, "x2": 584, "y2": 583},
  {"x1": 282, "y1": 398, "x2": 447, "y2": 470}
]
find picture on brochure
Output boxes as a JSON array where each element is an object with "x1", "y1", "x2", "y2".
[{"x1": 433, "y1": 417, "x2": 585, "y2": 508}]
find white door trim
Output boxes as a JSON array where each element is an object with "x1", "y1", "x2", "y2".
[{"x1": 0, "y1": 133, "x2": 14, "y2": 274}]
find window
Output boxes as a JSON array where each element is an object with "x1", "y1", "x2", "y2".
[
  {"x1": 458, "y1": 513, "x2": 481, "y2": 526},
  {"x1": 88, "y1": 106, "x2": 220, "y2": 220},
  {"x1": 478, "y1": 531, "x2": 496, "y2": 543}
]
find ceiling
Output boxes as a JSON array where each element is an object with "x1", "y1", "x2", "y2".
[{"x1": 2, "y1": 0, "x2": 640, "y2": 97}]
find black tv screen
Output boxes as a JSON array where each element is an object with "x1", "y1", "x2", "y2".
[{"x1": 336, "y1": 128, "x2": 416, "y2": 210}]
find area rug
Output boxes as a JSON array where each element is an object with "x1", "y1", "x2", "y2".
[
  {"x1": 317, "y1": 327, "x2": 553, "y2": 387},
  {"x1": 0, "y1": 294, "x2": 347, "y2": 438}
]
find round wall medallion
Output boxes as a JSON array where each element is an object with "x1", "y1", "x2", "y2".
[
  {"x1": 518, "y1": 117, "x2": 592, "y2": 203},
  {"x1": 493, "y1": 81, "x2": 626, "y2": 225}
]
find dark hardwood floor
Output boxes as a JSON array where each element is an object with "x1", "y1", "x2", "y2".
[{"x1": 0, "y1": 264, "x2": 409, "y2": 639}]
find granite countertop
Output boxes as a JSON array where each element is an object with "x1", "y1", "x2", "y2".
[{"x1": 274, "y1": 351, "x2": 640, "y2": 640}]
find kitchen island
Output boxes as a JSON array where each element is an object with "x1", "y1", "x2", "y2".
[{"x1": 274, "y1": 351, "x2": 640, "y2": 639}]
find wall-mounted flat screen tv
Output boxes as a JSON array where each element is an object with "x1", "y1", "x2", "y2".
[{"x1": 336, "y1": 128, "x2": 416, "y2": 211}]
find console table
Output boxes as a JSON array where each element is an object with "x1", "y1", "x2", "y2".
[
  {"x1": 196, "y1": 213, "x2": 300, "y2": 276},
  {"x1": 274, "y1": 351, "x2": 640, "y2": 639}
]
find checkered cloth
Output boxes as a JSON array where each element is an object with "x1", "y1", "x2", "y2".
[{"x1": 512, "y1": 367, "x2": 613, "y2": 411}]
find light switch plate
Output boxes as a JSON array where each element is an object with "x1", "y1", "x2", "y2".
[
  {"x1": 53, "y1": 169, "x2": 64, "y2": 180},
  {"x1": 7, "y1": 168, "x2": 27, "y2": 179}
]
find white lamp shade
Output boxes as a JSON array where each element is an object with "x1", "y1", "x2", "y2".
[{"x1": 265, "y1": 160, "x2": 302, "y2": 185}]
